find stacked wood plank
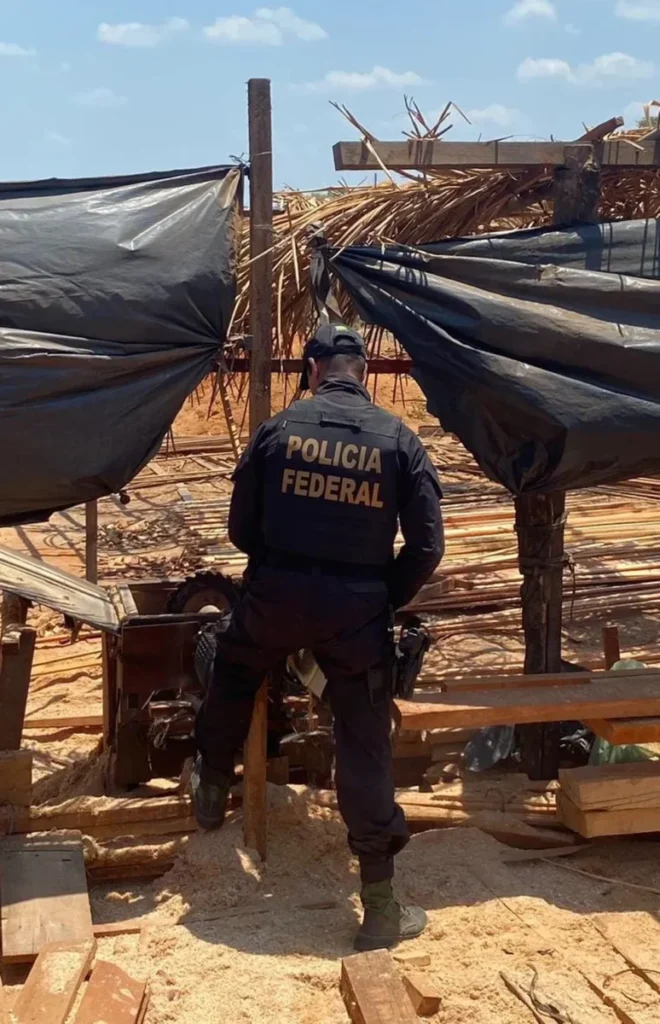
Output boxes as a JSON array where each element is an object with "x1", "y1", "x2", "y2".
[
  {"x1": 397, "y1": 668, "x2": 660, "y2": 730},
  {"x1": 8, "y1": 940, "x2": 149, "y2": 1024},
  {"x1": 558, "y1": 761, "x2": 660, "y2": 837}
]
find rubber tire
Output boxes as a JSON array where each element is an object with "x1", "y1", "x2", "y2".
[{"x1": 166, "y1": 571, "x2": 242, "y2": 615}]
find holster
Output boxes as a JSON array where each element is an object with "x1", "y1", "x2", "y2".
[{"x1": 391, "y1": 616, "x2": 431, "y2": 701}]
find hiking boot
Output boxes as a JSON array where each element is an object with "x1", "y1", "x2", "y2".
[
  {"x1": 354, "y1": 880, "x2": 428, "y2": 952},
  {"x1": 190, "y1": 755, "x2": 231, "y2": 831}
]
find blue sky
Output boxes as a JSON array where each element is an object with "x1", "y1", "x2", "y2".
[{"x1": 2, "y1": 0, "x2": 659, "y2": 189}]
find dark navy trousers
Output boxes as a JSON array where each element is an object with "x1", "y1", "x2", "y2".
[{"x1": 195, "y1": 566, "x2": 410, "y2": 883}]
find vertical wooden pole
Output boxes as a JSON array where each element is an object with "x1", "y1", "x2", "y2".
[
  {"x1": 243, "y1": 78, "x2": 273, "y2": 860},
  {"x1": 0, "y1": 594, "x2": 35, "y2": 750},
  {"x1": 243, "y1": 680, "x2": 268, "y2": 859},
  {"x1": 517, "y1": 144, "x2": 600, "y2": 780},
  {"x1": 248, "y1": 77, "x2": 273, "y2": 434},
  {"x1": 85, "y1": 500, "x2": 98, "y2": 584}
]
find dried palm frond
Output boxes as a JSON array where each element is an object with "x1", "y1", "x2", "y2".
[{"x1": 226, "y1": 102, "x2": 660, "y2": 413}]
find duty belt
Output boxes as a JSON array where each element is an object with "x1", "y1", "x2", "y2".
[{"x1": 264, "y1": 550, "x2": 386, "y2": 580}]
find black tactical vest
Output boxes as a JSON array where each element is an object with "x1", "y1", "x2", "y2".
[{"x1": 262, "y1": 395, "x2": 400, "y2": 566}]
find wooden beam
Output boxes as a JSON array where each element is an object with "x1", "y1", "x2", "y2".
[
  {"x1": 517, "y1": 144, "x2": 601, "y2": 781},
  {"x1": 0, "y1": 625, "x2": 36, "y2": 751},
  {"x1": 340, "y1": 951, "x2": 419, "y2": 1024},
  {"x1": 556, "y1": 789, "x2": 660, "y2": 838},
  {"x1": 23, "y1": 713, "x2": 103, "y2": 732},
  {"x1": 248, "y1": 77, "x2": 273, "y2": 433},
  {"x1": 71, "y1": 961, "x2": 148, "y2": 1024},
  {"x1": 396, "y1": 672, "x2": 660, "y2": 731},
  {"x1": 560, "y1": 760, "x2": 660, "y2": 811},
  {"x1": 245, "y1": 78, "x2": 273, "y2": 863},
  {"x1": 243, "y1": 680, "x2": 268, "y2": 860},
  {"x1": 11, "y1": 940, "x2": 96, "y2": 1024},
  {"x1": 401, "y1": 974, "x2": 442, "y2": 1017},
  {"x1": 85, "y1": 500, "x2": 98, "y2": 585},
  {"x1": 515, "y1": 492, "x2": 566, "y2": 779},
  {"x1": 333, "y1": 139, "x2": 660, "y2": 171},
  {"x1": 583, "y1": 716, "x2": 660, "y2": 745}
]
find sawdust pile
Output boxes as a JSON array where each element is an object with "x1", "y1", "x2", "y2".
[
  {"x1": 32, "y1": 744, "x2": 109, "y2": 804},
  {"x1": 86, "y1": 797, "x2": 660, "y2": 1024},
  {"x1": 152, "y1": 785, "x2": 356, "y2": 921}
]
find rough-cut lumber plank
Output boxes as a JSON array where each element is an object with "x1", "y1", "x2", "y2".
[
  {"x1": 557, "y1": 790, "x2": 660, "y2": 838},
  {"x1": 23, "y1": 714, "x2": 103, "y2": 732},
  {"x1": 0, "y1": 834, "x2": 93, "y2": 963},
  {"x1": 71, "y1": 961, "x2": 148, "y2": 1024},
  {"x1": 441, "y1": 671, "x2": 596, "y2": 692},
  {"x1": 583, "y1": 717, "x2": 660, "y2": 745},
  {"x1": 334, "y1": 140, "x2": 568, "y2": 170},
  {"x1": 0, "y1": 749, "x2": 32, "y2": 806},
  {"x1": 401, "y1": 973, "x2": 442, "y2": 1017},
  {"x1": 91, "y1": 919, "x2": 147, "y2": 939},
  {"x1": 397, "y1": 672, "x2": 660, "y2": 730},
  {"x1": 341, "y1": 951, "x2": 418, "y2": 1024},
  {"x1": 333, "y1": 139, "x2": 660, "y2": 171},
  {"x1": 560, "y1": 761, "x2": 660, "y2": 812},
  {"x1": 11, "y1": 939, "x2": 96, "y2": 1024}
]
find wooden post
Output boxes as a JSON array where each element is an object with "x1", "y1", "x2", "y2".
[
  {"x1": 248, "y1": 77, "x2": 273, "y2": 434},
  {"x1": 0, "y1": 594, "x2": 35, "y2": 750},
  {"x1": 243, "y1": 681, "x2": 268, "y2": 860},
  {"x1": 603, "y1": 626, "x2": 621, "y2": 670},
  {"x1": 85, "y1": 501, "x2": 98, "y2": 584},
  {"x1": 517, "y1": 144, "x2": 601, "y2": 780},
  {"x1": 243, "y1": 78, "x2": 273, "y2": 859}
]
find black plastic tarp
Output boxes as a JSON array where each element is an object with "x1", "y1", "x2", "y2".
[
  {"x1": 328, "y1": 218, "x2": 660, "y2": 494},
  {"x1": 0, "y1": 165, "x2": 242, "y2": 525}
]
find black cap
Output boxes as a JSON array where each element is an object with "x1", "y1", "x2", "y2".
[{"x1": 300, "y1": 323, "x2": 367, "y2": 390}]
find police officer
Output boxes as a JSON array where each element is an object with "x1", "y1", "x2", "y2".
[{"x1": 193, "y1": 324, "x2": 444, "y2": 951}]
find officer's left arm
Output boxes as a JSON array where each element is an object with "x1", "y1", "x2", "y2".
[
  {"x1": 390, "y1": 430, "x2": 445, "y2": 611},
  {"x1": 227, "y1": 425, "x2": 268, "y2": 557}
]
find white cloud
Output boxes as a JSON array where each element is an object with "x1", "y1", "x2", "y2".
[
  {"x1": 616, "y1": 0, "x2": 660, "y2": 19},
  {"x1": 255, "y1": 7, "x2": 327, "y2": 40},
  {"x1": 518, "y1": 57, "x2": 573, "y2": 80},
  {"x1": 582, "y1": 52, "x2": 655, "y2": 82},
  {"x1": 465, "y1": 104, "x2": 521, "y2": 127},
  {"x1": 98, "y1": 17, "x2": 188, "y2": 47},
  {"x1": 0, "y1": 42, "x2": 36, "y2": 57},
  {"x1": 517, "y1": 52, "x2": 654, "y2": 84},
  {"x1": 45, "y1": 130, "x2": 70, "y2": 146},
  {"x1": 204, "y1": 7, "x2": 326, "y2": 45},
  {"x1": 301, "y1": 66, "x2": 425, "y2": 93},
  {"x1": 504, "y1": 0, "x2": 556, "y2": 24},
  {"x1": 75, "y1": 87, "x2": 127, "y2": 108}
]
